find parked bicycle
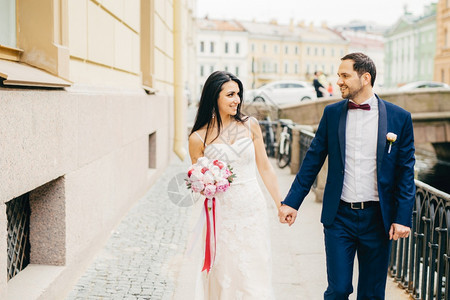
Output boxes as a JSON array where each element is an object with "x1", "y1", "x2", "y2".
[
  {"x1": 258, "y1": 116, "x2": 277, "y2": 158},
  {"x1": 276, "y1": 119, "x2": 294, "y2": 168}
]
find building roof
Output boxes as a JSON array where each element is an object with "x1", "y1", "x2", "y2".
[
  {"x1": 196, "y1": 18, "x2": 347, "y2": 44},
  {"x1": 197, "y1": 18, "x2": 245, "y2": 31},
  {"x1": 339, "y1": 31, "x2": 384, "y2": 50},
  {"x1": 237, "y1": 20, "x2": 347, "y2": 43}
]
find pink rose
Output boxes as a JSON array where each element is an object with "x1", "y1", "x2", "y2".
[
  {"x1": 191, "y1": 181, "x2": 204, "y2": 193},
  {"x1": 204, "y1": 184, "x2": 217, "y2": 198},
  {"x1": 216, "y1": 179, "x2": 230, "y2": 193}
]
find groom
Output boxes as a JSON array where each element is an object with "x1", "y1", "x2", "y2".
[{"x1": 279, "y1": 52, "x2": 415, "y2": 299}]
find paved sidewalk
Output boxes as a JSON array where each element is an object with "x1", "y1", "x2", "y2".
[{"x1": 66, "y1": 157, "x2": 410, "y2": 299}]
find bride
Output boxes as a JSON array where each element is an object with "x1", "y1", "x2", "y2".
[{"x1": 188, "y1": 71, "x2": 283, "y2": 299}]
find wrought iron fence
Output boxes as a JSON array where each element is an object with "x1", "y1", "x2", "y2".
[
  {"x1": 299, "y1": 129, "x2": 315, "y2": 167},
  {"x1": 389, "y1": 181, "x2": 449, "y2": 300},
  {"x1": 6, "y1": 193, "x2": 31, "y2": 281},
  {"x1": 299, "y1": 129, "x2": 317, "y2": 188},
  {"x1": 298, "y1": 130, "x2": 450, "y2": 299}
]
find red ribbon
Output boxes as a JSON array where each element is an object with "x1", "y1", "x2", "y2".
[{"x1": 202, "y1": 197, "x2": 216, "y2": 273}]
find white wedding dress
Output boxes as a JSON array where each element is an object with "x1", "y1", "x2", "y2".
[{"x1": 193, "y1": 120, "x2": 275, "y2": 299}]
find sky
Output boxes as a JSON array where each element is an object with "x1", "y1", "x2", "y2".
[{"x1": 196, "y1": 0, "x2": 437, "y2": 28}]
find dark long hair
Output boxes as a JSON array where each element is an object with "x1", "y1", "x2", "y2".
[{"x1": 190, "y1": 71, "x2": 248, "y2": 145}]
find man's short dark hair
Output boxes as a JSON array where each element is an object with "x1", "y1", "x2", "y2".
[{"x1": 341, "y1": 52, "x2": 376, "y2": 87}]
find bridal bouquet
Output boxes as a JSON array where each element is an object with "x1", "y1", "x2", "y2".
[
  {"x1": 185, "y1": 157, "x2": 235, "y2": 273},
  {"x1": 186, "y1": 157, "x2": 236, "y2": 199}
]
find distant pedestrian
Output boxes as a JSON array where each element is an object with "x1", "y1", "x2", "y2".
[
  {"x1": 327, "y1": 83, "x2": 333, "y2": 96},
  {"x1": 313, "y1": 71, "x2": 326, "y2": 98},
  {"x1": 279, "y1": 52, "x2": 415, "y2": 299}
]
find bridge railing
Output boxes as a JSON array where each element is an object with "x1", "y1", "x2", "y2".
[
  {"x1": 389, "y1": 180, "x2": 450, "y2": 300},
  {"x1": 298, "y1": 129, "x2": 450, "y2": 300}
]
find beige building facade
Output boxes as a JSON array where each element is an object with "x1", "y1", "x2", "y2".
[
  {"x1": 241, "y1": 20, "x2": 348, "y2": 89},
  {"x1": 0, "y1": 0, "x2": 195, "y2": 299},
  {"x1": 435, "y1": 0, "x2": 450, "y2": 84}
]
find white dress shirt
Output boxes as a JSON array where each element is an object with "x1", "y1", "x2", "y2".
[{"x1": 341, "y1": 95, "x2": 379, "y2": 203}]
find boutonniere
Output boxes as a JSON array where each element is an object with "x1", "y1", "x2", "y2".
[{"x1": 386, "y1": 132, "x2": 397, "y2": 153}]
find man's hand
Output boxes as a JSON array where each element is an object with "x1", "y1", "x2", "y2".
[
  {"x1": 278, "y1": 205, "x2": 298, "y2": 226},
  {"x1": 389, "y1": 223, "x2": 411, "y2": 240}
]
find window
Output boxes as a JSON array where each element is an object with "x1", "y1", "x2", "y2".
[
  {"x1": 263, "y1": 44, "x2": 267, "y2": 53},
  {"x1": 235, "y1": 43, "x2": 240, "y2": 54},
  {"x1": 0, "y1": 0, "x2": 16, "y2": 48},
  {"x1": 251, "y1": 43, "x2": 255, "y2": 52},
  {"x1": 274, "y1": 45, "x2": 278, "y2": 54},
  {"x1": 235, "y1": 66, "x2": 239, "y2": 76},
  {"x1": 307, "y1": 64, "x2": 310, "y2": 73},
  {"x1": 288, "y1": 83, "x2": 304, "y2": 88},
  {"x1": 200, "y1": 41, "x2": 204, "y2": 53},
  {"x1": 285, "y1": 46, "x2": 288, "y2": 54},
  {"x1": 200, "y1": 65, "x2": 204, "y2": 76},
  {"x1": 331, "y1": 48, "x2": 335, "y2": 56},
  {"x1": 274, "y1": 63, "x2": 278, "y2": 73},
  {"x1": 284, "y1": 62, "x2": 288, "y2": 73},
  {"x1": 210, "y1": 65, "x2": 214, "y2": 73},
  {"x1": 210, "y1": 42, "x2": 215, "y2": 53},
  {"x1": 322, "y1": 48, "x2": 325, "y2": 56},
  {"x1": 225, "y1": 42, "x2": 229, "y2": 54},
  {"x1": 224, "y1": 65, "x2": 228, "y2": 71},
  {"x1": 307, "y1": 47, "x2": 310, "y2": 55},
  {"x1": 294, "y1": 63, "x2": 298, "y2": 74},
  {"x1": 0, "y1": 0, "x2": 75, "y2": 87},
  {"x1": 149, "y1": 132, "x2": 157, "y2": 169},
  {"x1": 314, "y1": 48, "x2": 318, "y2": 56},
  {"x1": 295, "y1": 46, "x2": 298, "y2": 55}
]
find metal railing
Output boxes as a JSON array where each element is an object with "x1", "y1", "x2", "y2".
[
  {"x1": 299, "y1": 129, "x2": 315, "y2": 168},
  {"x1": 298, "y1": 130, "x2": 450, "y2": 299},
  {"x1": 389, "y1": 181, "x2": 449, "y2": 300}
]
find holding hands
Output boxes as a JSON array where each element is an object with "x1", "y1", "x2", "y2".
[{"x1": 278, "y1": 205, "x2": 298, "y2": 226}]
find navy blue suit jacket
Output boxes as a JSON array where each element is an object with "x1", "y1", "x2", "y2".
[{"x1": 283, "y1": 95, "x2": 416, "y2": 234}]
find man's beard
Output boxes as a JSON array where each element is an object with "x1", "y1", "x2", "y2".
[{"x1": 341, "y1": 82, "x2": 363, "y2": 100}]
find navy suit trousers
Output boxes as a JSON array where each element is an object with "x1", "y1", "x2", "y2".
[{"x1": 323, "y1": 202, "x2": 392, "y2": 300}]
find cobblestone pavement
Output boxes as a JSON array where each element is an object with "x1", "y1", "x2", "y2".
[{"x1": 66, "y1": 158, "x2": 193, "y2": 300}]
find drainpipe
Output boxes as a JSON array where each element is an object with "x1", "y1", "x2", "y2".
[{"x1": 173, "y1": 0, "x2": 187, "y2": 160}]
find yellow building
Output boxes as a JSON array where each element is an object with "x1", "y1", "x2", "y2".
[
  {"x1": 434, "y1": 0, "x2": 450, "y2": 83},
  {"x1": 0, "y1": 0, "x2": 195, "y2": 298},
  {"x1": 241, "y1": 20, "x2": 348, "y2": 88}
]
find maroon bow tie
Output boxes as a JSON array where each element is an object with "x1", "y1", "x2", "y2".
[{"x1": 348, "y1": 102, "x2": 370, "y2": 110}]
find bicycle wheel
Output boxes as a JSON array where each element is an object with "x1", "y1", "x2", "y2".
[{"x1": 277, "y1": 137, "x2": 291, "y2": 168}]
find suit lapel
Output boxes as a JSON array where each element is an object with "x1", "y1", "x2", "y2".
[
  {"x1": 338, "y1": 100, "x2": 348, "y2": 166},
  {"x1": 377, "y1": 95, "x2": 387, "y2": 171}
]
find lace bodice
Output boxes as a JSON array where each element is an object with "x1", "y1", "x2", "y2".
[{"x1": 203, "y1": 137, "x2": 257, "y2": 184}]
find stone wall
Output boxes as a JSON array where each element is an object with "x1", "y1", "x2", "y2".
[{"x1": 0, "y1": 88, "x2": 172, "y2": 299}]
